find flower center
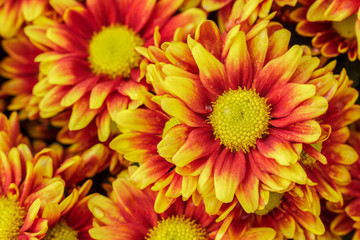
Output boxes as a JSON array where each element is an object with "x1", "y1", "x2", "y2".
[
  {"x1": 146, "y1": 215, "x2": 207, "y2": 240},
  {"x1": 300, "y1": 142, "x2": 323, "y2": 168},
  {"x1": 44, "y1": 222, "x2": 78, "y2": 240},
  {"x1": 88, "y1": 25, "x2": 144, "y2": 79},
  {"x1": 255, "y1": 192, "x2": 283, "y2": 215},
  {"x1": 332, "y1": 14, "x2": 357, "y2": 39},
  {"x1": 208, "y1": 87, "x2": 271, "y2": 153},
  {"x1": 0, "y1": 196, "x2": 26, "y2": 239}
]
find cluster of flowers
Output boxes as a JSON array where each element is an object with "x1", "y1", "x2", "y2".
[{"x1": 0, "y1": 0, "x2": 360, "y2": 239}]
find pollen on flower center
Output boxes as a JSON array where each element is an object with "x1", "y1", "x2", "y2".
[
  {"x1": 44, "y1": 222, "x2": 78, "y2": 240},
  {"x1": 208, "y1": 87, "x2": 271, "y2": 153},
  {"x1": 0, "y1": 196, "x2": 26, "y2": 239},
  {"x1": 255, "y1": 192, "x2": 283, "y2": 216},
  {"x1": 300, "y1": 142, "x2": 323, "y2": 168},
  {"x1": 88, "y1": 25, "x2": 144, "y2": 79},
  {"x1": 146, "y1": 215, "x2": 207, "y2": 240},
  {"x1": 332, "y1": 14, "x2": 357, "y2": 39}
]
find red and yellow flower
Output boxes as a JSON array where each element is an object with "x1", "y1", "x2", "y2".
[
  {"x1": 41, "y1": 180, "x2": 94, "y2": 240},
  {"x1": 110, "y1": 19, "x2": 339, "y2": 214},
  {"x1": 298, "y1": 66, "x2": 360, "y2": 205},
  {"x1": 0, "y1": 114, "x2": 65, "y2": 239},
  {"x1": 291, "y1": 0, "x2": 360, "y2": 61},
  {"x1": 88, "y1": 177, "x2": 276, "y2": 240},
  {"x1": 24, "y1": 0, "x2": 206, "y2": 142},
  {"x1": 0, "y1": 0, "x2": 49, "y2": 38}
]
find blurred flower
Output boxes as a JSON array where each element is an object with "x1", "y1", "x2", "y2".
[
  {"x1": 88, "y1": 178, "x2": 233, "y2": 239},
  {"x1": 0, "y1": 31, "x2": 43, "y2": 120},
  {"x1": 330, "y1": 125, "x2": 360, "y2": 239},
  {"x1": 24, "y1": 0, "x2": 206, "y2": 142},
  {"x1": 291, "y1": 0, "x2": 360, "y2": 61},
  {"x1": 42, "y1": 180, "x2": 93, "y2": 240},
  {"x1": 0, "y1": 0, "x2": 49, "y2": 38}
]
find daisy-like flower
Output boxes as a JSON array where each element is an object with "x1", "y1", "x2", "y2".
[
  {"x1": 111, "y1": 19, "x2": 334, "y2": 214},
  {"x1": 0, "y1": 135, "x2": 65, "y2": 239},
  {"x1": 330, "y1": 125, "x2": 360, "y2": 240},
  {"x1": 0, "y1": 0, "x2": 49, "y2": 38},
  {"x1": 298, "y1": 67, "x2": 360, "y2": 204},
  {"x1": 0, "y1": 31, "x2": 43, "y2": 120},
  {"x1": 291, "y1": 0, "x2": 360, "y2": 61},
  {"x1": 24, "y1": 0, "x2": 207, "y2": 142},
  {"x1": 41, "y1": 180, "x2": 94, "y2": 240},
  {"x1": 88, "y1": 177, "x2": 275, "y2": 240}
]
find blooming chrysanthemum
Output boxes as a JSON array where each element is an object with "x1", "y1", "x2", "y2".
[
  {"x1": 298, "y1": 66, "x2": 360, "y2": 204},
  {"x1": 41, "y1": 180, "x2": 94, "y2": 240},
  {"x1": 110, "y1": 19, "x2": 337, "y2": 214},
  {"x1": 330, "y1": 125, "x2": 360, "y2": 239},
  {"x1": 0, "y1": 31, "x2": 43, "y2": 120},
  {"x1": 291, "y1": 0, "x2": 360, "y2": 61},
  {"x1": 24, "y1": 0, "x2": 206, "y2": 142},
  {"x1": 222, "y1": 184, "x2": 325, "y2": 239},
  {"x1": 0, "y1": 0, "x2": 49, "y2": 38},
  {"x1": 88, "y1": 177, "x2": 276, "y2": 240},
  {"x1": 0, "y1": 133, "x2": 65, "y2": 239}
]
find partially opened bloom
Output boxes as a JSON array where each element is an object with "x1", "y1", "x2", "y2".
[
  {"x1": 88, "y1": 178, "x2": 240, "y2": 239},
  {"x1": 291, "y1": 0, "x2": 360, "y2": 61},
  {"x1": 0, "y1": 131, "x2": 65, "y2": 239},
  {"x1": 111, "y1": 19, "x2": 337, "y2": 214},
  {"x1": 41, "y1": 180, "x2": 93, "y2": 240},
  {"x1": 24, "y1": 0, "x2": 206, "y2": 142},
  {"x1": 0, "y1": 0, "x2": 49, "y2": 38}
]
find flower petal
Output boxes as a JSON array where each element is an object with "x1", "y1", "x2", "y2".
[
  {"x1": 172, "y1": 128, "x2": 216, "y2": 167},
  {"x1": 126, "y1": 0, "x2": 156, "y2": 32},
  {"x1": 68, "y1": 94, "x2": 99, "y2": 131},
  {"x1": 272, "y1": 120, "x2": 321, "y2": 143}
]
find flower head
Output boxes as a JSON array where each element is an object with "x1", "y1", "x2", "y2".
[
  {"x1": 88, "y1": 178, "x2": 230, "y2": 240},
  {"x1": 110, "y1": 19, "x2": 338, "y2": 214},
  {"x1": 24, "y1": 0, "x2": 206, "y2": 142}
]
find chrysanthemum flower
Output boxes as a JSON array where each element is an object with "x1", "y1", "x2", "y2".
[
  {"x1": 330, "y1": 126, "x2": 360, "y2": 239},
  {"x1": 111, "y1": 19, "x2": 336, "y2": 214},
  {"x1": 0, "y1": 31, "x2": 43, "y2": 120},
  {"x1": 0, "y1": 141, "x2": 65, "y2": 239},
  {"x1": 223, "y1": 184, "x2": 325, "y2": 239},
  {"x1": 298, "y1": 67, "x2": 360, "y2": 204},
  {"x1": 24, "y1": 0, "x2": 206, "y2": 142},
  {"x1": 88, "y1": 177, "x2": 275, "y2": 240},
  {"x1": 0, "y1": 0, "x2": 49, "y2": 38},
  {"x1": 291, "y1": 0, "x2": 360, "y2": 61},
  {"x1": 41, "y1": 180, "x2": 93, "y2": 240}
]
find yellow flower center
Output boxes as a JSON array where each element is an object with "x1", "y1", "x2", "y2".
[
  {"x1": 255, "y1": 192, "x2": 283, "y2": 216},
  {"x1": 208, "y1": 88, "x2": 271, "y2": 153},
  {"x1": 88, "y1": 25, "x2": 144, "y2": 79},
  {"x1": 0, "y1": 196, "x2": 26, "y2": 240},
  {"x1": 146, "y1": 215, "x2": 207, "y2": 240},
  {"x1": 332, "y1": 14, "x2": 357, "y2": 39},
  {"x1": 44, "y1": 222, "x2": 78, "y2": 240},
  {"x1": 300, "y1": 142, "x2": 323, "y2": 168}
]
